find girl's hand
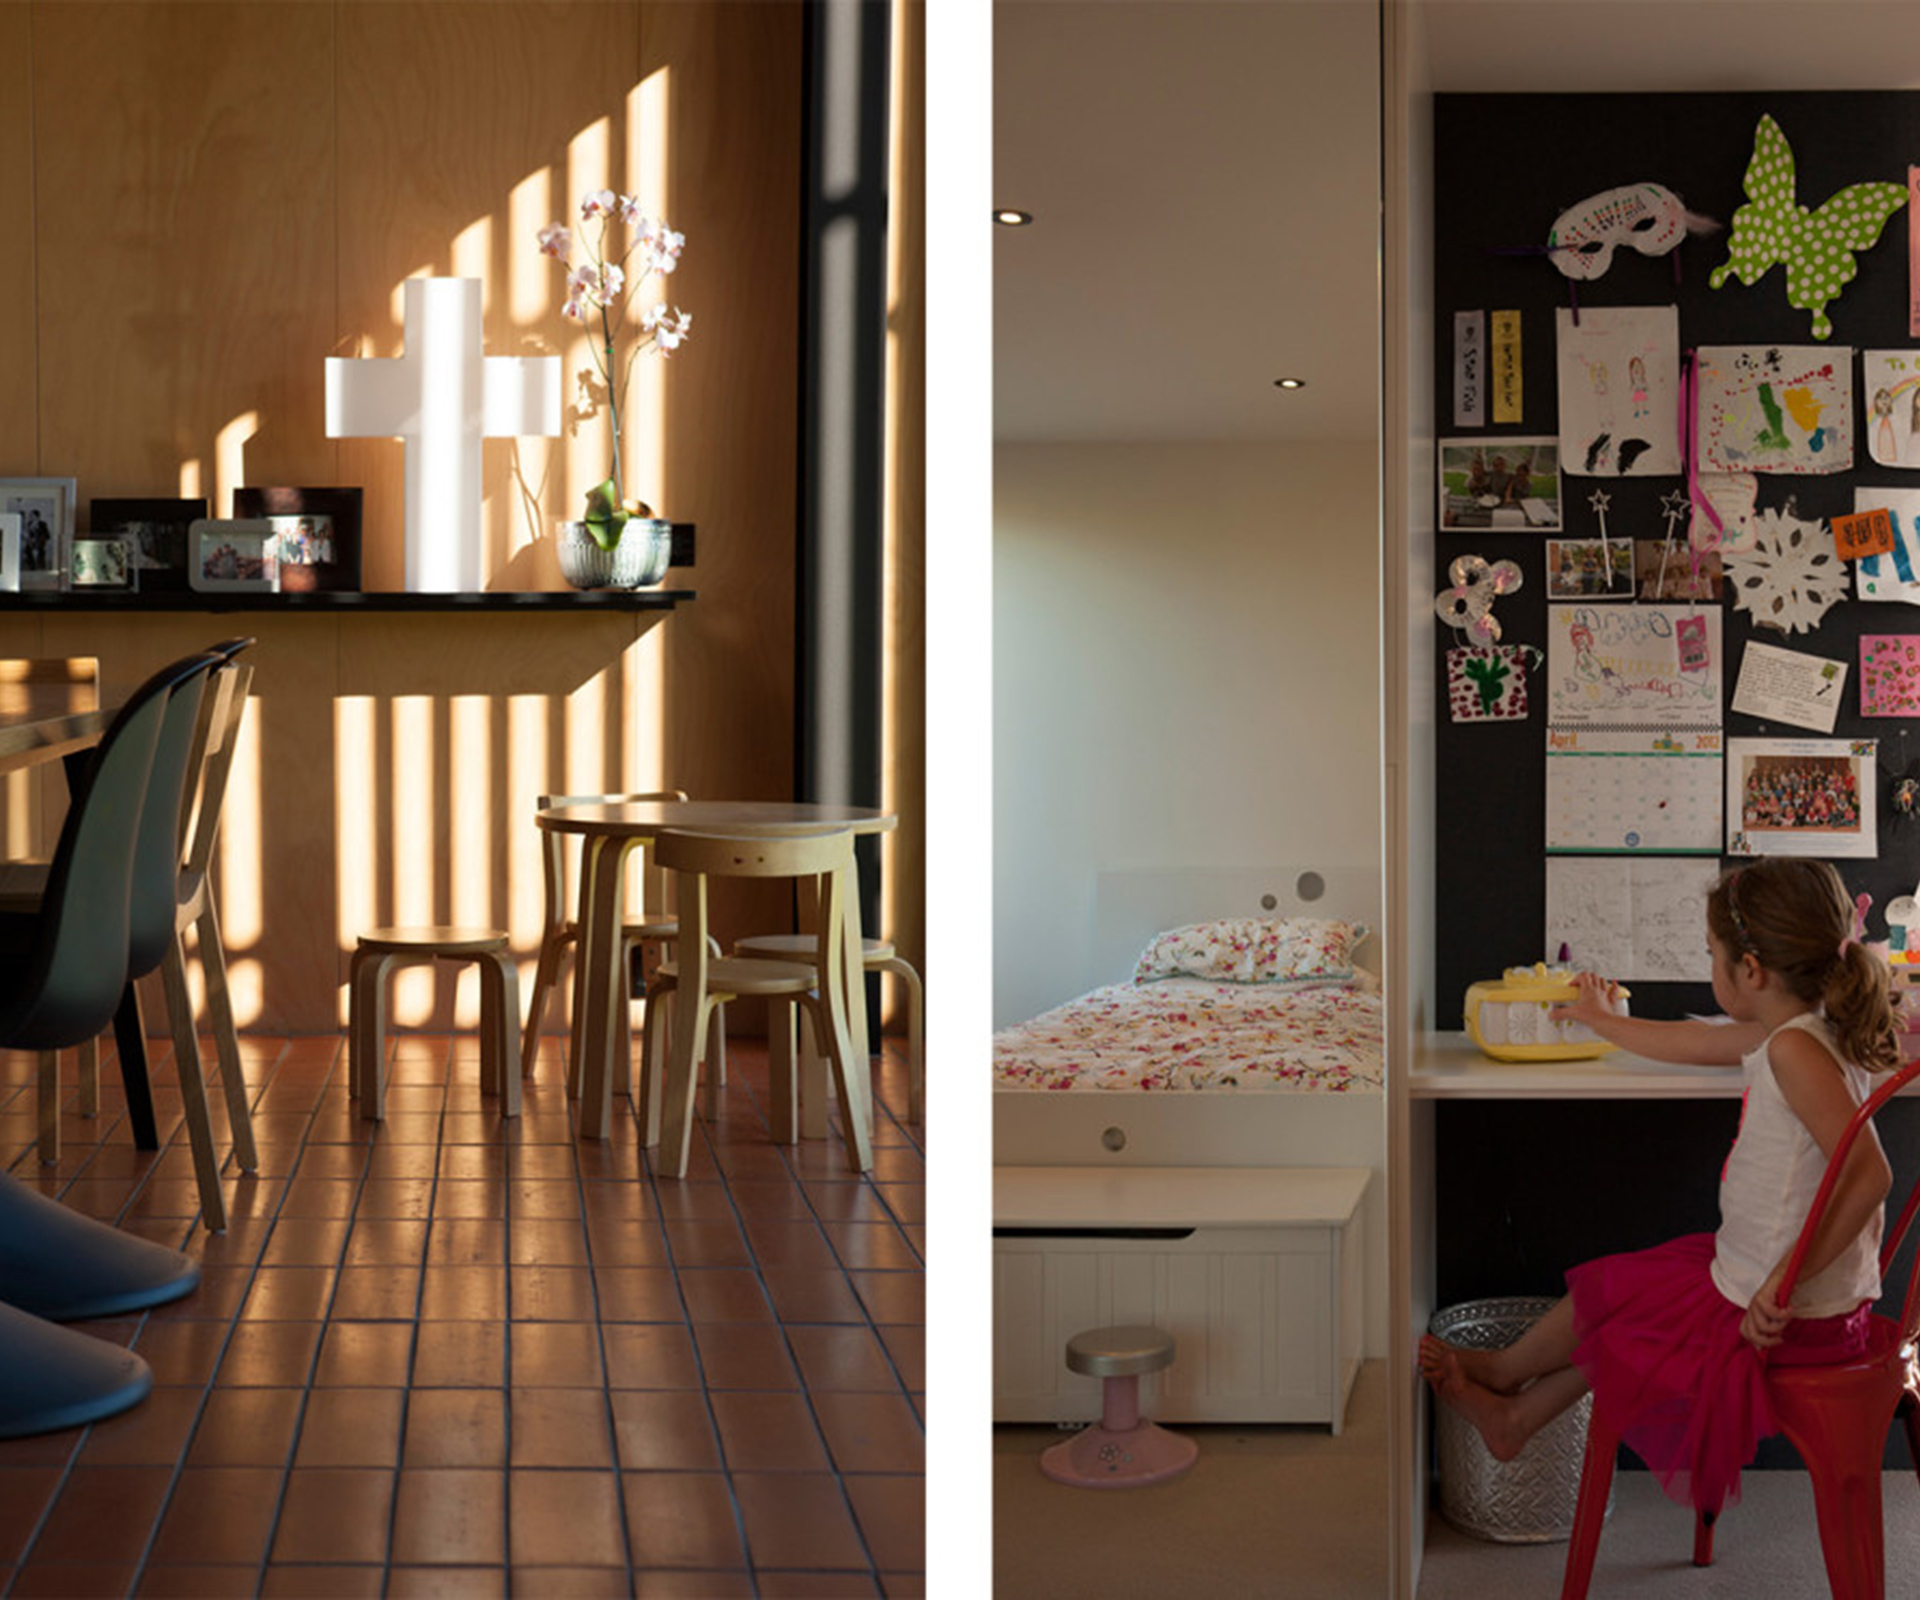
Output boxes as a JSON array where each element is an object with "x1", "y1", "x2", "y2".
[
  {"x1": 1741, "y1": 1268, "x2": 1792, "y2": 1350},
  {"x1": 1548, "y1": 971, "x2": 1622, "y2": 1029}
]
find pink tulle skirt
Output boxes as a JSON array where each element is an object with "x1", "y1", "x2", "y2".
[{"x1": 1566, "y1": 1232, "x2": 1870, "y2": 1517}]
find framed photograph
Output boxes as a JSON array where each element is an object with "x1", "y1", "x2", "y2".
[
  {"x1": 0, "y1": 478, "x2": 76, "y2": 591},
  {"x1": 0, "y1": 513, "x2": 18, "y2": 593},
  {"x1": 1438, "y1": 437, "x2": 1562, "y2": 532},
  {"x1": 233, "y1": 486, "x2": 361, "y2": 592},
  {"x1": 1726, "y1": 737, "x2": 1878, "y2": 859},
  {"x1": 70, "y1": 538, "x2": 133, "y2": 591},
  {"x1": 1546, "y1": 537, "x2": 1634, "y2": 599},
  {"x1": 89, "y1": 497, "x2": 206, "y2": 593},
  {"x1": 188, "y1": 519, "x2": 279, "y2": 593}
]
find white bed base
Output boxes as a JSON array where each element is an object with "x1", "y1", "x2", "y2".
[{"x1": 992, "y1": 864, "x2": 1390, "y2": 1428}]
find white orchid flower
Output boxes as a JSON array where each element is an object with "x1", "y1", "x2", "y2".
[
  {"x1": 536, "y1": 223, "x2": 571, "y2": 260},
  {"x1": 580, "y1": 189, "x2": 617, "y2": 219},
  {"x1": 617, "y1": 194, "x2": 644, "y2": 227}
]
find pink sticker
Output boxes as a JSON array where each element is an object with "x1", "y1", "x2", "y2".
[
  {"x1": 1861, "y1": 633, "x2": 1920, "y2": 717},
  {"x1": 1676, "y1": 614, "x2": 1711, "y2": 674}
]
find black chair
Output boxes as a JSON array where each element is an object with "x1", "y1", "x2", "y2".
[{"x1": 0, "y1": 650, "x2": 217, "y2": 1434}]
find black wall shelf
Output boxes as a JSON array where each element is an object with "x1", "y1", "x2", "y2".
[{"x1": 0, "y1": 589, "x2": 695, "y2": 615}]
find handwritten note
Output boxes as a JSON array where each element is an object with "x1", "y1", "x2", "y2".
[
  {"x1": 1455, "y1": 311, "x2": 1484, "y2": 428},
  {"x1": 1731, "y1": 640, "x2": 1847, "y2": 733}
]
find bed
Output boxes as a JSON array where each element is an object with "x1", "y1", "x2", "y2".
[{"x1": 992, "y1": 867, "x2": 1386, "y2": 1426}]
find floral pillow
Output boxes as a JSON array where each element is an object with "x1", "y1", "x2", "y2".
[{"x1": 1132, "y1": 917, "x2": 1370, "y2": 986}]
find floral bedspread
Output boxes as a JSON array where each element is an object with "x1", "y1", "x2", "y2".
[{"x1": 993, "y1": 978, "x2": 1384, "y2": 1093}]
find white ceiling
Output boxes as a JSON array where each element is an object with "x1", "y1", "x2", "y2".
[
  {"x1": 993, "y1": 1, "x2": 1382, "y2": 443},
  {"x1": 993, "y1": 0, "x2": 1920, "y2": 446}
]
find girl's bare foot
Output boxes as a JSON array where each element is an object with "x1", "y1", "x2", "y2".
[
  {"x1": 1418, "y1": 1335, "x2": 1529, "y2": 1462},
  {"x1": 1417, "y1": 1334, "x2": 1514, "y2": 1394}
]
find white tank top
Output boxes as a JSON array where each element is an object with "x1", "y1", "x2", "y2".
[{"x1": 1710, "y1": 1012, "x2": 1882, "y2": 1319}]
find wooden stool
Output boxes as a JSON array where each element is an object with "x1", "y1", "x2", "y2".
[
  {"x1": 1039, "y1": 1325, "x2": 1198, "y2": 1488},
  {"x1": 350, "y1": 927, "x2": 521, "y2": 1120}
]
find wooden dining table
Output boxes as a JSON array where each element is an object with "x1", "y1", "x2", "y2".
[{"x1": 535, "y1": 798, "x2": 897, "y2": 1142}]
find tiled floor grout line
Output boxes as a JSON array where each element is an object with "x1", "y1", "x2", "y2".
[{"x1": 0, "y1": 1030, "x2": 924, "y2": 1595}]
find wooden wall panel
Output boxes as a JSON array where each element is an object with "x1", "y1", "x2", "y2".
[
  {"x1": 642, "y1": 2, "x2": 801, "y2": 819},
  {"x1": 0, "y1": 6, "x2": 35, "y2": 475},
  {"x1": 334, "y1": 2, "x2": 641, "y2": 592},
  {"x1": 32, "y1": 3, "x2": 337, "y2": 516}
]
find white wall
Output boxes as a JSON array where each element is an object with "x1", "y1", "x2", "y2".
[{"x1": 993, "y1": 438, "x2": 1382, "y2": 1028}]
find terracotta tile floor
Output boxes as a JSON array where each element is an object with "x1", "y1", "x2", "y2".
[{"x1": 0, "y1": 1031, "x2": 925, "y2": 1598}]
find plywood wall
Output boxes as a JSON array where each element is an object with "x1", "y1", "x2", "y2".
[{"x1": 0, "y1": 2, "x2": 883, "y2": 1034}]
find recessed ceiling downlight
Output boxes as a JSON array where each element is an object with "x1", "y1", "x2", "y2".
[
  {"x1": 995, "y1": 209, "x2": 1034, "y2": 226},
  {"x1": 1274, "y1": 377, "x2": 1306, "y2": 390}
]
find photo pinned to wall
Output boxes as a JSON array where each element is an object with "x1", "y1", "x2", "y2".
[
  {"x1": 0, "y1": 513, "x2": 18, "y2": 593},
  {"x1": 188, "y1": 519, "x2": 279, "y2": 593},
  {"x1": 88, "y1": 498, "x2": 205, "y2": 593},
  {"x1": 1546, "y1": 537, "x2": 1633, "y2": 599},
  {"x1": 1860, "y1": 635, "x2": 1920, "y2": 718},
  {"x1": 0, "y1": 479, "x2": 76, "y2": 591},
  {"x1": 1726, "y1": 736, "x2": 1877, "y2": 859},
  {"x1": 1695, "y1": 345, "x2": 1853, "y2": 475},
  {"x1": 1852, "y1": 487, "x2": 1920, "y2": 603},
  {"x1": 232, "y1": 487, "x2": 362, "y2": 593},
  {"x1": 1633, "y1": 539, "x2": 1722, "y2": 601},
  {"x1": 69, "y1": 538, "x2": 133, "y2": 591},
  {"x1": 1555, "y1": 304, "x2": 1681, "y2": 476},
  {"x1": 1730, "y1": 639, "x2": 1847, "y2": 734},
  {"x1": 1437, "y1": 437, "x2": 1561, "y2": 531}
]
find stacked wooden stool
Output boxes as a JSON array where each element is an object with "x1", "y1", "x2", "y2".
[{"x1": 349, "y1": 927, "x2": 521, "y2": 1119}]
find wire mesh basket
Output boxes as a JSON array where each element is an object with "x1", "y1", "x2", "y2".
[{"x1": 1429, "y1": 1295, "x2": 1612, "y2": 1543}]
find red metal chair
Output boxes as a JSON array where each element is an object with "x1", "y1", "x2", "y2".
[{"x1": 1562, "y1": 1051, "x2": 1920, "y2": 1600}]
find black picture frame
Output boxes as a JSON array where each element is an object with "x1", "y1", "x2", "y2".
[
  {"x1": 89, "y1": 497, "x2": 207, "y2": 593},
  {"x1": 233, "y1": 486, "x2": 363, "y2": 593}
]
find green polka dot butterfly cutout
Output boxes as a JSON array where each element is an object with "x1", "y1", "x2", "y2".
[{"x1": 1708, "y1": 113, "x2": 1907, "y2": 341}]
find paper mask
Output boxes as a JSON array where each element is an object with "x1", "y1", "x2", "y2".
[
  {"x1": 1726, "y1": 505, "x2": 1845, "y2": 635},
  {"x1": 1446, "y1": 643, "x2": 1542, "y2": 722},
  {"x1": 1555, "y1": 306, "x2": 1681, "y2": 476},
  {"x1": 1695, "y1": 346, "x2": 1853, "y2": 476},
  {"x1": 1709, "y1": 114, "x2": 1908, "y2": 341},
  {"x1": 1547, "y1": 183, "x2": 1706, "y2": 281}
]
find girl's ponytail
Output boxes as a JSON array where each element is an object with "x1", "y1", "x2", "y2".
[{"x1": 1824, "y1": 939, "x2": 1901, "y2": 1076}]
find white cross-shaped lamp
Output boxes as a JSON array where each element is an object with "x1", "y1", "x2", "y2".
[{"x1": 326, "y1": 277, "x2": 561, "y2": 592}]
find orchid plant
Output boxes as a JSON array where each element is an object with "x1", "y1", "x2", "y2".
[{"x1": 539, "y1": 189, "x2": 693, "y2": 549}]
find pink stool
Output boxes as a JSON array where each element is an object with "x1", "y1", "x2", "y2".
[{"x1": 1039, "y1": 1325, "x2": 1199, "y2": 1488}]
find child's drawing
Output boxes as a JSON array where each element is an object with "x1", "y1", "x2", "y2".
[
  {"x1": 1556, "y1": 306, "x2": 1680, "y2": 477},
  {"x1": 1860, "y1": 635, "x2": 1920, "y2": 718},
  {"x1": 1696, "y1": 345, "x2": 1854, "y2": 475},
  {"x1": 1546, "y1": 604, "x2": 1723, "y2": 727},
  {"x1": 1862, "y1": 350, "x2": 1920, "y2": 467},
  {"x1": 1853, "y1": 487, "x2": 1920, "y2": 604}
]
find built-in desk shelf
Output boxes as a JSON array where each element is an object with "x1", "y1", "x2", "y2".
[
  {"x1": 0, "y1": 589, "x2": 695, "y2": 614},
  {"x1": 1413, "y1": 1030, "x2": 1920, "y2": 1099}
]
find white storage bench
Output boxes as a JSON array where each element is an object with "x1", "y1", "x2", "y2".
[{"x1": 993, "y1": 1165, "x2": 1369, "y2": 1431}]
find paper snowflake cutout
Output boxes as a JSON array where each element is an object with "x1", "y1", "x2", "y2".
[
  {"x1": 1724, "y1": 505, "x2": 1844, "y2": 634},
  {"x1": 1709, "y1": 114, "x2": 1907, "y2": 341}
]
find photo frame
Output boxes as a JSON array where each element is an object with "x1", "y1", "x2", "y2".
[
  {"x1": 188, "y1": 519, "x2": 279, "y2": 593},
  {"x1": 1725, "y1": 736, "x2": 1878, "y2": 859},
  {"x1": 69, "y1": 538, "x2": 134, "y2": 591},
  {"x1": 233, "y1": 486, "x2": 362, "y2": 592},
  {"x1": 0, "y1": 513, "x2": 18, "y2": 593},
  {"x1": 89, "y1": 497, "x2": 206, "y2": 593},
  {"x1": 0, "y1": 478, "x2": 76, "y2": 591},
  {"x1": 1438, "y1": 437, "x2": 1563, "y2": 532}
]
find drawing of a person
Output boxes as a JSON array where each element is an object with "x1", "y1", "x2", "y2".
[
  {"x1": 1630, "y1": 355, "x2": 1649, "y2": 422},
  {"x1": 1874, "y1": 386, "x2": 1897, "y2": 462}
]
